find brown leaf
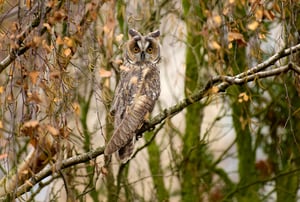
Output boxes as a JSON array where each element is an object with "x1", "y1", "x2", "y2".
[
  {"x1": 263, "y1": 10, "x2": 275, "y2": 21},
  {"x1": 228, "y1": 32, "x2": 244, "y2": 42},
  {"x1": 21, "y1": 120, "x2": 40, "y2": 138},
  {"x1": 210, "y1": 86, "x2": 219, "y2": 94},
  {"x1": 64, "y1": 37, "x2": 74, "y2": 48},
  {"x1": 99, "y1": 69, "x2": 112, "y2": 78},
  {"x1": 255, "y1": 7, "x2": 264, "y2": 21},
  {"x1": 27, "y1": 91, "x2": 42, "y2": 104},
  {"x1": 63, "y1": 48, "x2": 72, "y2": 57},
  {"x1": 213, "y1": 15, "x2": 222, "y2": 27},
  {"x1": 29, "y1": 71, "x2": 40, "y2": 85},
  {"x1": 228, "y1": 32, "x2": 247, "y2": 45},
  {"x1": 209, "y1": 41, "x2": 221, "y2": 50},
  {"x1": 26, "y1": 0, "x2": 31, "y2": 9},
  {"x1": 247, "y1": 21, "x2": 260, "y2": 31},
  {"x1": 46, "y1": 125, "x2": 60, "y2": 136},
  {"x1": 56, "y1": 36, "x2": 64, "y2": 45},
  {"x1": 53, "y1": 10, "x2": 67, "y2": 22},
  {"x1": 0, "y1": 86, "x2": 4, "y2": 94},
  {"x1": 72, "y1": 102, "x2": 81, "y2": 116},
  {"x1": 22, "y1": 120, "x2": 39, "y2": 129}
]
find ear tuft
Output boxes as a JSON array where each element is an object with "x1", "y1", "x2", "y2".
[
  {"x1": 129, "y1": 29, "x2": 140, "y2": 37},
  {"x1": 148, "y1": 30, "x2": 160, "y2": 38}
]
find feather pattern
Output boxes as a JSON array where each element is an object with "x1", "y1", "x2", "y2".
[{"x1": 105, "y1": 61, "x2": 160, "y2": 161}]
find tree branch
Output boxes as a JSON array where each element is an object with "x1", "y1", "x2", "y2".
[
  {"x1": 15, "y1": 147, "x2": 104, "y2": 197},
  {"x1": 9, "y1": 42, "x2": 300, "y2": 198}
]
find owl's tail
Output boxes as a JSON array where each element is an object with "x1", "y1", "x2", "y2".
[{"x1": 104, "y1": 95, "x2": 154, "y2": 160}]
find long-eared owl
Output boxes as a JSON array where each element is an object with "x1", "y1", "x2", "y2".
[{"x1": 104, "y1": 29, "x2": 161, "y2": 162}]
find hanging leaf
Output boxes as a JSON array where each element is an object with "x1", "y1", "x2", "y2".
[
  {"x1": 99, "y1": 68, "x2": 112, "y2": 78},
  {"x1": 64, "y1": 48, "x2": 72, "y2": 57},
  {"x1": 29, "y1": 71, "x2": 40, "y2": 85},
  {"x1": 46, "y1": 125, "x2": 60, "y2": 136},
  {"x1": 247, "y1": 21, "x2": 260, "y2": 31},
  {"x1": 209, "y1": 40, "x2": 221, "y2": 50}
]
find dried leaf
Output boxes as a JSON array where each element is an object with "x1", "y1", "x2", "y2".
[
  {"x1": 27, "y1": 91, "x2": 42, "y2": 104},
  {"x1": 0, "y1": 86, "x2": 4, "y2": 94},
  {"x1": 26, "y1": 0, "x2": 31, "y2": 9},
  {"x1": 22, "y1": 120, "x2": 39, "y2": 129},
  {"x1": 264, "y1": 10, "x2": 275, "y2": 21},
  {"x1": 210, "y1": 86, "x2": 219, "y2": 94},
  {"x1": 29, "y1": 71, "x2": 40, "y2": 85},
  {"x1": 238, "y1": 92, "x2": 249, "y2": 102},
  {"x1": 72, "y1": 102, "x2": 81, "y2": 116},
  {"x1": 247, "y1": 21, "x2": 259, "y2": 31},
  {"x1": 64, "y1": 37, "x2": 74, "y2": 48},
  {"x1": 53, "y1": 10, "x2": 66, "y2": 22},
  {"x1": 255, "y1": 7, "x2": 264, "y2": 21},
  {"x1": 46, "y1": 125, "x2": 59, "y2": 136},
  {"x1": 209, "y1": 41, "x2": 221, "y2": 50},
  {"x1": 99, "y1": 68, "x2": 112, "y2": 78},
  {"x1": 21, "y1": 120, "x2": 40, "y2": 137},
  {"x1": 258, "y1": 33, "x2": 266, "y2": 39},
  {"x1": 42, "y1": 40, "x2": 53, "y2": 53},
  {"x1": 32, "y1": 36, "x2": 42, "y2": 46},
  {"x1": 56, "y1": 36, "x2": 64, "y2": 45},
  {"x1": 64, "y1": 48, "x2": 72, "y2": 57},
  {"x1": 228, "y1": 32, "x2": 244, "y2": 42},
  {"x1": 213, "y1": 15, "x2": 222, "y2": 27}
]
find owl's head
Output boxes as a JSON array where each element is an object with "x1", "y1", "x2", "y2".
[{"x1": 125, "y1": 29, "x2": 160, "y2": 65}]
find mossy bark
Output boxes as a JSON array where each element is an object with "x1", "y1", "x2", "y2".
[{"x1": 181, "y1": 1, "x2": 210, "y2": 201}]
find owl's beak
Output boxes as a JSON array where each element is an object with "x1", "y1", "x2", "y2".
[{"x1": 141, "y1": 51, "x2": 145, "y2": 61}]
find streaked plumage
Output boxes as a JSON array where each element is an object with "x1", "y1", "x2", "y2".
[{"x1": 104, "y1": 29, "x2": 161, "y2": 162}]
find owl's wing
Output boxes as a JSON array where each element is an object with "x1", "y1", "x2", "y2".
[
  {"x1": 110, "y1": 71, "x2": 129, "y2": 116},
  {"x1": 105, "y1": 66, "x2": 160, "y2": 160},
  {"x1": 104, "y1": 95, "x2": 155, "y2": 156}
]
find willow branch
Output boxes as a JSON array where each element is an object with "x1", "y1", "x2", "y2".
[
  {"x1": 10, "y1": 42, "x2": 300, "y2": 198},
  {"x1": 0, "y1": 3, "x2": 52, "y2": 73},
  {"x1": 15, "y1": 147, "x2": 104, "y2": 197},
  {"x1": 139, "y1": 43, "x2": 300, "y2": 133}
]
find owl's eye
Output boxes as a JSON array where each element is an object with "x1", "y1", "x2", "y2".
[
  {"x1": 146, "y1": 47, "x2": 153, "y2": 54},
  {"x1": 133, "y1": 46, "x2": 140, "y2": 53}
]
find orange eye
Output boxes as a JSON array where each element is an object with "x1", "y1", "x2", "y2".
[
  {"x1": 147, "y1": 47, "x2": 153, "y2": 53},
  {"x1": 133, "y1": 46, "x2": 140, "y2": 53}
]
